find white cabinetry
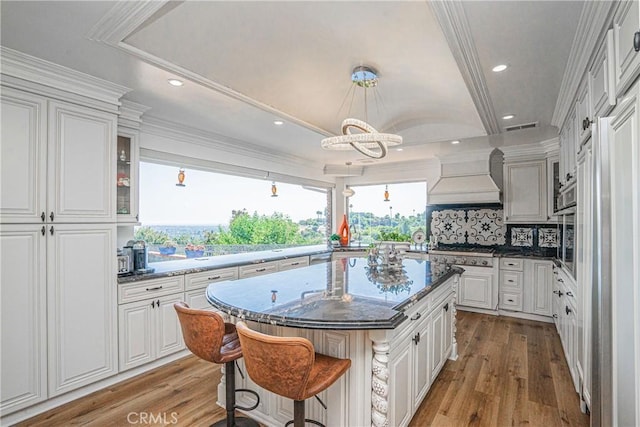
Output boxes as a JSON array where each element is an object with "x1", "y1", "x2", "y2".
[
  {"x1": 504, "y1": 160, "x2": 548, "y2": 223},
  {"x1": 590, "y1": 29, "x2": 616, "y2": 118},
  {"x1": 0, "y1": 88, "x2": 47, "y2": 223},
  {"x1": 0, "y1": 225, "x2": 47, "y2": 413},
  {"x1": 556, "y1": 267, "x2": 579, "y2": 392},
  {"x1": 499, "y1": 258, "x2": 552, "y2": 318},
  {"x1": 613, "y1": 0, "x2": 640, "y2": 96},
  {"x1": 239, "y1": 261, "x2": 278, "y2": 279},
  {"x1": 277, "y1": 256, "x2": 309, "y2": 271},
  {"x1": 457, "y1": 266, "x2": 496, "y2": 310},
  {"x1": 118, "y1": 277, "x2": 185, "y2": 371},
  {"x1": 47, "y1": 224, "x2": 117, "y2": 397},
  {"x1": 184, "y1": 267, "x2": 238, "y2": 312},
  {"x1": 575, "y1": 75, "x2": 592, "y2": 148}
]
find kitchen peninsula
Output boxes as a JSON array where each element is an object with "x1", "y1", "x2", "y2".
[{"x1": 206, "y1": 257, "x2": 462, "y2": 427}]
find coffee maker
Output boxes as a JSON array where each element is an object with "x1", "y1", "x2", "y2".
[{"x1": 129, "y1": 240, "x2": 155, "y2": 274}]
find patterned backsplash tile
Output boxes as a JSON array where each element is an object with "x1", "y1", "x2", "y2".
[
  {"x1": 538, "y1": 227, "x2": 559, "y2": 248},
  {"x1": 511, "y1": 227, "x2": 534, "y2": 247}
]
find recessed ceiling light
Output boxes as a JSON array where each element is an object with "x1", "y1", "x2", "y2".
[
  {"x1": 273, "y1": 120, "x2": 284, "y2": 126},
  {"x1": 168, "y1": 79, "x2": 184, "y2": 87},
  {"x1": 492, "y1": 64, "x2": 508, "y2": 72},
  {"x1": 451, "y1": 140, "x2": 460, "y2": 145},
  {"x1": 502, "y1": 114, "x2": 515, "y2": 120}
]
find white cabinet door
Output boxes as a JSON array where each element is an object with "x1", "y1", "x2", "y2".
[
  {"x1": 591, "y1": 29, "x2": 616, "y2": 118},
  {"x1": 156, "y1": 295, "x2": 185, "y2": 358},
  {"x1": 388, "y1": 339, "x2": 412, "y2": 427},
  {"x1": 47, "y1": 224, "x2": 117, "y2": 396},
  {"x1": 458, "y1": 268, "x2": 494, "y2": 310},
  {"x1": 613, "y1": 0, "x2": 640, "y2": 97},
  {"x1": 575, "y1": 76, "x2": 592, "y2": 148},
  {"x1": 0, "y1": 88, "x2": 47, "y2": 223},
  {"x1": 118, "y1": 299, "x2": 154, "y2": 371},
  {"x1": 0, "y1": 225, "x2": 47, "y2": 412},
  {"x1": 525, "y1": 260, "x2": 553, "y2": 316},
  {"x1": 412, "y1": 315, "x2": 431, "y2": 411},
  {"x1": 608, "y1": 88, "x2": 640, "y2": 427},
  {"x1": 47, "y1": 100, "x2": 116, "y2": 223},
  {"x1": 430, "y1": 308, "x2": 444, "y2": 382},
  {"x1": 504, "y1": 160, "x2": 548, "y2": 223}
]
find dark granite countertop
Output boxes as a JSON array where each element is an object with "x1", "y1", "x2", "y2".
[
  {"x1": 206, "y1": 257, "x2": 462, "y2": 330},
  {"x1": 117, "y1": 245, "x2": 329, "y2": 284}
]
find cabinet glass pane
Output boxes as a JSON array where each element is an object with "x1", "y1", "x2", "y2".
[{"x1": 117, "y1": 136, "x2": 132, "y2": 216}]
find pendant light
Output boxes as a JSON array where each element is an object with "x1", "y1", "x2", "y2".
[
  {"x1": 176, "y1": 168, "x2": 186, "y2": 187},
  {"x1": 271, "y1": 181, "x2": 278, "y2": 197},
  {"x1": 342, "y1": 162, "x2": 355, "y2": 198},
  {"x1": 383, "y1": 184, "x2": 390, "y2": 202}
]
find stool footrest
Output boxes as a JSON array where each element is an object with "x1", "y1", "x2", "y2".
[
  {"x1": 285, "y1": 419, "x2": 324, "y2": 427},
  {"x1": 235, "y1": 388, "x2": 260, "y2": 411}
]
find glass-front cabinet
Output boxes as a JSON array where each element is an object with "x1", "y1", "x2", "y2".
[{"x1": 116, "y1": 133, "x2": 139, "y2": 223}]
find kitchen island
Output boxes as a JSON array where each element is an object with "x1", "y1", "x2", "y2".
[{"x1": 206, "y1": 257, "x2": 462, "y2": 427}]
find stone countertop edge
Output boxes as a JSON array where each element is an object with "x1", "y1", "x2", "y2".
[
  {"x1": 117, "y1": 245, "x2": 330, "y2": 284},
  {"x1": 206, "y1": 267, "x2": 464, "y2": 331}
]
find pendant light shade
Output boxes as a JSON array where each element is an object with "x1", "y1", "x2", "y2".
[
  {"x1": 384, "y1": 185, "x2": 390, "y2": 202},
  {"x1": 176, "y1": 168, "x2": 186, "y2": 187},
  {"x1": 271, "y1": 181, "x2": 278, "y2": 197}
]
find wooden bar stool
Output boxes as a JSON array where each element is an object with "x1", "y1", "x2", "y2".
[
  {"x1": 174, "y1": 302, "x2": 259, "y2": 427},
  {"x1": 236, "y1": 321, "x2": 351, "y2": 427}
]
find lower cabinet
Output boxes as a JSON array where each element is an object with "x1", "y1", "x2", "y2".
[
  {"x1": 498, "y1": 258, "x2": 553, "y2": 317},
  {"x1": 458, "y1": 266, "x2": 495, "y2": 310},
  {"x1": 118, "y1": 278, "x2": 185, "y2": 371}
]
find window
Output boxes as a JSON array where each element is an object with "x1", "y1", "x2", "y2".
[
  {"x1": 346, "y1": 182, "x2": 427, "y2": 245},
  {"x1": 136, "y1": 162, "x2": 329, "y2": 262}
]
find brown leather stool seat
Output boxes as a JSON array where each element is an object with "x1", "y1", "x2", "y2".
[
  {"x1": 236, "y1": 321, "x2": 351, "y2": 427},
  {"x1": 174, "y1": 302, "x2": 259, "y2": 427}
]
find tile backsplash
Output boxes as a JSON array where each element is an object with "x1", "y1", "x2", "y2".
[{"x1": 427, "y1": 204, "x2": 559, "y2": 254}]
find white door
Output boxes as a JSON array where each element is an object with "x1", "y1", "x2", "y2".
[
  {"x1": 388, "y1": 339, "x2": 412, "y2": 427},
  {"x1": 155, "y1": 294, "x2": 185, "y2": 358},
  {"x1": 47, "y1": 223, "x2": 117, "y2": 396},
  {"x1": 47, "y1": 100, "x2": 116, "y2": 223},
  {"x1": 412, "y1": 316, "x2": 431, "y2": 410},
  {"x1": 504, "y1": 160, "x2": 547, "y2": 223},
  {"x1": 613, "y1": 0, "x2": 640, "y2": 96},
  {"x1": 608, "y1": 90, "x2": 640, "y2": 427},
  {"x1": 0, "y1": 88, "x2": 47, "y2": 223},
  {"x1": 119, "y1": 299, "x2": 155, "y2": 371},
  {"x1": 430, "y1": 308, "x2": 444, "y2": 382},
  {"x1": 0, "y1": 225, "x2": 47, "y2": 412},
  {"x1": 530, "y1": 260, "x2": 553, "y2": 316},
  {"x1": 458, "y1": 270, "x2": 493, "y2": 310}
]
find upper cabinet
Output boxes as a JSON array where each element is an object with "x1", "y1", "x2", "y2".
[
  {"x1": 575, "y1": 74, "x2": 592, "y2": 149},
  {"x1": 613, "y1": 0, "x2": 640, "y2": 97},
  {"x1": 116, "y1": 134, "x2": 139, "y2": 223},
  {"x1": 47, "y1": 100, "x2": 116, "y2": 223},
  {"x1": 590, "y1": 29, "x2": 616, "y2": 119},
  {"x1": 1, "y1": 89, "x2": 117, "y2": 224},
  {"x1": 0, "y1": 87, "x2": 47, "y2": 223},
  {"x1": 504, "y1": 159, "x2": 548, "y2": 223}
]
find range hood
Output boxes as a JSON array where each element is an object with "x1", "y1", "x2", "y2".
[{"x1": 428, "y1": 148, "x2": 503, "y2": 205}]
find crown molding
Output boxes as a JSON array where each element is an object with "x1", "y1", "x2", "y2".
[
  {"x1": 501, "y1": 137, "x2": 559, "y2": 160},
  {"x1": 86, "y1": 0, "x2": 169, "y2": 44},
  {"x1": 118, "y1": 99, "x2": 151, "y2": 130},
  {"x1": 551, "y1": 1, "x2": 617, "y2": 129},
  {"x1": 140, "y1": 115, "x2": 319, "y2": 171},
  {"x1": 429, "y1": 1, "x2": 500, "y2": 135},
  {"x1": 0, "y1": 47, "x2": 130, "y2": 112}
]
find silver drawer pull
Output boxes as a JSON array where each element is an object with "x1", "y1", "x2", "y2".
[
  {"x1": 508, "y1": 299, "x2": 514, "y2": 302},
  {"x1": 256, "y1": 268, "x2": 266, "y2": 272},
  {"x1": 507, "y1": 263, "x2": 515, "y2": 266},
  {"x1": 410, "y1": 312, "x2": 422, "y2": 321},
  {"x1": 508, "y1": 280, "x2": 514, "y2": 282},
  {"x1": 291, "y1": 262, "x2": 300, "y2": 266},
  {"x1": 146, "y1": 286, "x2": 163, "y2": 291},
  {"x1": 208, "y1": 275, "x2": 221, "y2": 280}
]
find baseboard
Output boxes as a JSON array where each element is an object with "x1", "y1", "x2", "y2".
[
  {"x1": 0, "y1": 350, "x2": 190, "y2": 425},
  {"x1": 456, "y1": 306, "x2": 499, "y2": 316},
  {"x1": 497, "y1": 309, "x2": 554, "y2": 323}
]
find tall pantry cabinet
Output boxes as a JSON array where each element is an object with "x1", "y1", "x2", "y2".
[{"x1": 0, "y1": 50, "x2": 129, "y2": 414}]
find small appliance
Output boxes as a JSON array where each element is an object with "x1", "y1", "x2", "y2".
[
  {"x1": 116, "y1": 248, "x2": 132, "y2": 276},
  {"x1": 128, "y1": 240, "x2": 155, "y2": 274}
]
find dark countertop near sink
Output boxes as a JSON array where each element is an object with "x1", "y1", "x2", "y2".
[
  {"x1": 206, "y1": 258, "x2": 463, "y2": 330},
  {"x1": 117, "y1": 245, "x2": 330, "y2": 284}
]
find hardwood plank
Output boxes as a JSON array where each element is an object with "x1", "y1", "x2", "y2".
[{"x1": 19, "y1": 312, "x2": 589, "y2": 427}]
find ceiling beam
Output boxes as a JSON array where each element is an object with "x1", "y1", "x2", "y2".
[{"x1": 429, "y1": 1, "x2": 500, "y2": 136}]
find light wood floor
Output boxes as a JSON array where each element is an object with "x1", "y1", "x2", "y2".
[{"x1": 16, "y1": 311, "x2": 589, "y2": 427}]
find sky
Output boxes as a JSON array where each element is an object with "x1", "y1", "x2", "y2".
[{"x1": 139, "y1": 162, "x2": 426, "y2": 225}]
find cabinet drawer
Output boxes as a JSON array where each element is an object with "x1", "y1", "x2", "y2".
[
  {"x1": 500, "y1": 291, "x2": 523, "y2": 311},
  {"x1": 500, "y1": 270, "x2": 523, "y2": 290},
  {"x1": 277, "y1": 256, "x2": 309, "y2": 271},
  {"x1": 239, "y1": 261, "x2": 278, "y2": 278},
  {"x1": 119, "y1": 276, "x2": 185, "y2": 304},
  {"x1": 500, "y1": 258, "x2": 524, "y2": 271},
  {"x1": 185, "y1": 267, "x2": 238, "y2": 290}
]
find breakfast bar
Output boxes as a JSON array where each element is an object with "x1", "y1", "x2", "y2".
[{"x1": 206, "y1": 257, "x2": 462, "y2": 427}]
